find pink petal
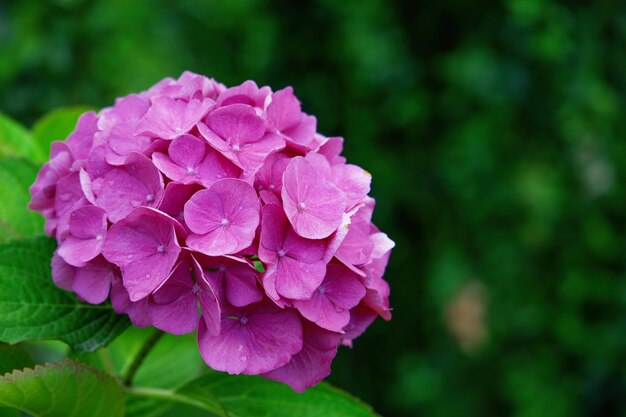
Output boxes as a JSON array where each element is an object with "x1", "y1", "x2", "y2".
[
  {"x1": 102, "y1": 208, "x2": 181, "y2": 301},
  {"x1": 56, "y1": 205, "x2": 107, "y2": 266},
  {"x1": 96, "y1": 152, "x2": 164, "y2": 223},
  {"x1": 323, "y1": 264, "x2": 367, "y2": 310},
  {"x1": 294, "y1": 264, "x2": 365, "y2": 332},
  {"x1": 274, "y1": 257, "x2": 326, "y2": 300},
  {"x1": 51, "y1": 252, "x2": 75, "y2": 291},
  {"x1": 152, "y1": 153, "x2": 189, "y2": 182},
  {"x1": 284, "y1": 115, "x2": 317, "y2": 149},
  {"x1": 57, "y1": 235, "x2": 101, "y2": 267},
  {"x1": 150, "y1": 261, "x2": 200, "y2": 335},
  {"x1": 153, "y1": 134, "x2": 241, "y2": 187},
  {"x1": 195, "y1": 148, "x2": 242, "y2": 187},
  {"x1": 65, "y1": 111, "x2": 98, "y2": 160},
  {"x1": 110, "y1": 275, "x2": 152, "y2": 327},
  {"x1": 216, "y1": 80, "x2": 271, "y2": 108},
  {"x1": 184, "y1": 179, "x2": 260, "y2": 256},
  {"x1": 71, "y1": 256, "x2": 115, "y2": 304},
  {"x1": 255, "y1": 152, "x2": 290, "y2": 196},
  {"x1": 207, "y1": 104, "x2": 266, "y2": 145},
  {"x1": 197, "y1": 303, "x2": 302, "y2": 375},
  {"x1": 68, "y1": 205, "x2": 107, "y2": 239},
  {"x1": 157, "y1": 182, "x2": 202, "y2": 224},
  {"x1": 258, "y1": 204, "x2": 289, "y2": 264},
  {"x1": 341, "y1": 302, "x2": 378, "y2": 346},
  {"x1": 135, "y1": 97, "x2": 214, "y2": 139},
  {"x1": 262, "y1": 322, "x2": 340, "y2": 392},
  {"x1": 335, "y1": 214, "x2": 374, "y2": 267},
  {"x1": 267, "y1": 87, "x2": 302, "y2": 132},
  {"x1": 282, "y1": 157, "x2": 346, "y2": 239},
  {"x1": 198, "y1": 122, "x2": 284, "y2": 174},
  {"x1": 316, "y1": 136, "x2": 347, "y2": 165},
  {"x1": 200, "y1": 256, "x2": 262, "y2": 307},
  {"x1": 106, "y1": 132, "x2": 153, "y2": 166},
  {"x1": 267, "y1": 87, "x2": 317, "y2": 149},
  {"x1": 331, "y1": 164, "x2": 371, "y2": 209},
  {"x1": 168, "y1": 134, "x2": 206, "y2": 168},
  {"x1": 98, "y1": 94, "x2": 150, "y2": 134},
  {"x1": 362, "y1": 261, "x2": 389, "y2": 310},
  {"x1": 235, "y1": 133, "x2": 285, "y2": 174},
  {"x1": 191, "y1": 255, "x2": 221, "y2": 336},
  {"x1": 259, "y1": 204, "x2": 327, "y2": 300},
  {"x1": 55, "y1": 172, "x2": 86, "y2": 219},
  {"x1": 304, "y1": 153, "x2": 331, "y2": 180}
]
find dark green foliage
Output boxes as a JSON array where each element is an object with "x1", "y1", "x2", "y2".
[{"x1": 2, "y1": 1, "x2": 626, "y2": 415}]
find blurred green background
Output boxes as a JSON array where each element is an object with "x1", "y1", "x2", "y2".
[{"x1": 3, "y1": 0, "x2": 626, "y2": 416}]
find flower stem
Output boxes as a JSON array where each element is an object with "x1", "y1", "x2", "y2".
[
  {"x1": 123, "y1": 329, "x2": 164, "y2": 386},
  {"x1": 125, "y1": 386, "x2": 225, "y2": 415}
]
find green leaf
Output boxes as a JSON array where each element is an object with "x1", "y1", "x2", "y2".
[
  {"x1": 133, "y1": 332, "x2": 203, "y2": 389},
  {"x1": 0, "y1": 237, "x2": 129, "y2": 352},
  {"x1": 32, "y1": 107, "x2": 93, "y2": 160},
  {"x1": 76, "y1": 327, "x2": 203, "y2": 389},
  {"x1": 0, "y1": 359, "x2": 124, "y2": 417},
  {"x1": 76, "y1": 327, "x2": 204, "y2": 417},
  {"x1": 128, "y1": 373, "x2": 379, "y2": 417},
  {"x1": 0, "y1": 113, "x2": 42, "y2": 162},
  {"x1": 0, "y1": 345, "x2": 34, "y2": 375},
  {"x1": 0, "y1": 158, "x2": 44, "y2": 243}
]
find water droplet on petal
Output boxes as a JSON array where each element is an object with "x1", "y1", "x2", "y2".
[{"x1": 145, "y1": 273, "x2": 151, "y2": 279}]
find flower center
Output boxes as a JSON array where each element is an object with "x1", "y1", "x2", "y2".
[
  {"x1": 232, "y1": 144, "x2": 241, "y2": 152},
  {"x1": 156, "y1": 244, "x2": 166, "y2": 253},
  {"x1": 239, "y1": 317, "x2": 249, "y2": 325},
  {"x1": 186, "y1": 166, "x2": 195, "y2": 175},
  {"x1": 145, "y1": 194, "x2": 154, "y2": 203},
  {"x1": 277, "y1": 249, "x2": 286, "y2": 258},
  {"x1": 95, "y1": 234, "x2": 103, "y2": 242},
  {"x1": 297, "y1": 202, "x2": 306, "y2": 212},
  {"x1": 219, "y1": 264, "x2": 226, "y2": 272},
  {"x1": 192, "y1": 284, "x2": 201, "y2": 294},
  {"x1": 221, "y1": 218, "x2": 229, "y2": 226}
]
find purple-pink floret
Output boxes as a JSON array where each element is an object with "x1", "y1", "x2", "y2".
[{"x1": 29, "y1": 72, "x2": 394, "y2": 392}]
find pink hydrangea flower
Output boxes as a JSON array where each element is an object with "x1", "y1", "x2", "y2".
[
  {"x1": 184, "y1": 179, "x2": 260, "y2": 256},
  {"x1": 29, "y1": 71, "x2": 394, "y2": 392}
]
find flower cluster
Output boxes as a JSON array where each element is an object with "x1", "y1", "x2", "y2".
[{"x1": 29, "y1": 72, "x2": 394, "y2": 391}]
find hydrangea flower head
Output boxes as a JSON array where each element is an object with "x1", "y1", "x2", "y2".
[{"x1": 29, "y1": 72, "x2": 394, "y2": 391}]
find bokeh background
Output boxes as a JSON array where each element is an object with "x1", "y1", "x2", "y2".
[{"x1": 3, "y1": 1, "x2": 626, "y2": 416}]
